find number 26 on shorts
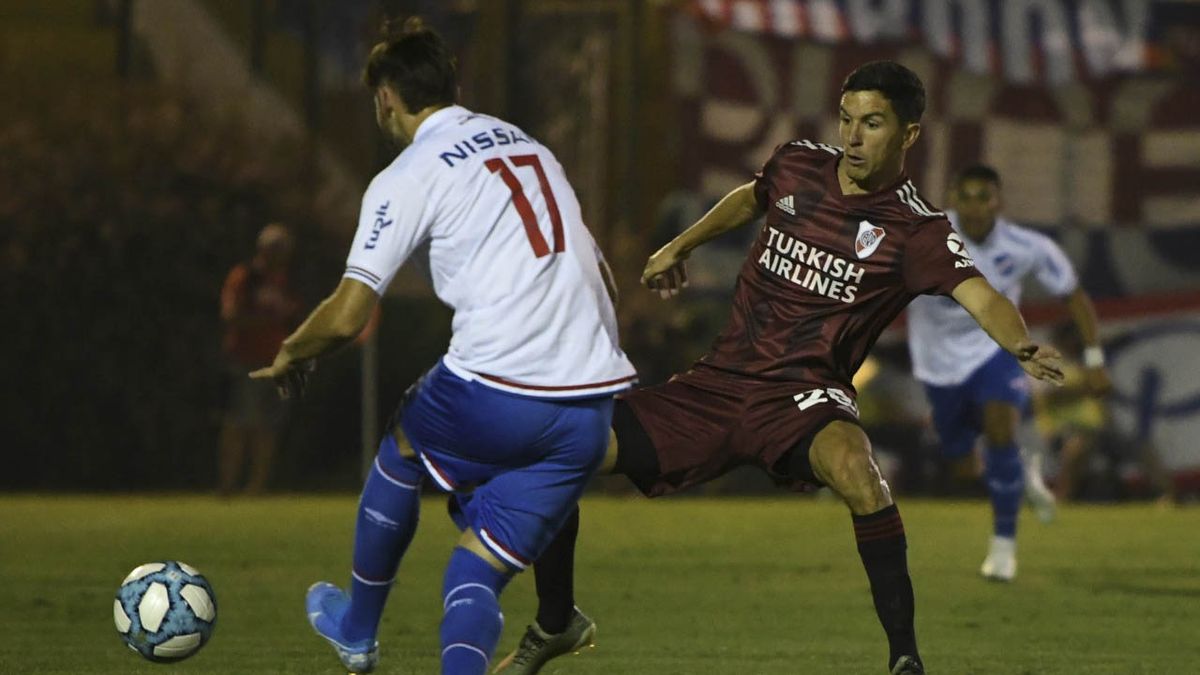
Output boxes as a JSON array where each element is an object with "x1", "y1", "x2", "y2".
[{"x1": 793, "y1": 387, "x2": 859, "y2": 417}]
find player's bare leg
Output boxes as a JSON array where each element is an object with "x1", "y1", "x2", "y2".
[
  {"x1": 979, "y1": 401, "x2": 1024, "y2": 581},
  {"x1": 808, "y1": 422, "x2": 892, "y2": 514},
  {"x1": 808, "y1": 421, "x2": 923, "y2": 674}
]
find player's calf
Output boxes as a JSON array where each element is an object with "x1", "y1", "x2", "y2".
[{"x1": 341, "y1": 437, "x2": 423, "y2": 643}]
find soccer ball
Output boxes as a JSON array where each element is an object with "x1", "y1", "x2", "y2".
[{"x1": 113, "y1": 561, "x2": 217, "y2": 662}]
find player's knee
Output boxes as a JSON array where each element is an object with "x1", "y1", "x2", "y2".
[
  {"x1": 391, "y1": 428, "x2": 418, "y2": 460},
  {"x1": 982, "y1": 421, "x2": 1015, "y2": 446},
  {"x1": 811, "y1": 425, "x2": 890, "y2": 512},
  {"x1": 833, "y1": 450, "x2": 883, "y2": 502},
  {"x1": 984, "y1": 425, "x2": 1012, "y2": 446},
  {"x1": 981, "y1": 403, "x2": 1018, "y2": 446},
  {"x1": 457, "y1": 529, "x2": 516, "y2": 575},
  {"x1": 376, "y1": 433, "x2": 423, "y2": 485}
]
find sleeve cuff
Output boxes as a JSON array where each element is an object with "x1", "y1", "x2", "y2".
[{"x1": 344, "y1": 266, "x2": 385, "y2": 292}]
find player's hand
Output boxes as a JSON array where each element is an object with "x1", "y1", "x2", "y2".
[
  {"x1": 1014, "y1": 341, "x2": 1064, "y2": 385},
  {"x1": 1085, "y1": 367, "x2": 1112, "y2": 397},
  {"x1": 249, "y1": 353, "x2": 315, "y2": 400},
  {"x1": 641, "y1": 244, "x2": 689, "y2": 299}
]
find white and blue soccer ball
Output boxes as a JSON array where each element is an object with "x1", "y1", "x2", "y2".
[{"x1": 113, "y1": 561, "x2": 217, "y2": 662}]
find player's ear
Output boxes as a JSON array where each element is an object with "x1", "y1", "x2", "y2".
[
  {"x1": 901, "y1": 122, "x2": 921, "y2": 151},
  {"x1": 377, "y1": 84, "x2": 406, "y2": 117}
]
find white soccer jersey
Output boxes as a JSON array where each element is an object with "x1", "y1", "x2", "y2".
[
  {"x1": 907, "y1": 212, "x2": 1078, "y2": 386},
  {"x1": 344, "y1": 105, "x2": 636, "y2": 398}
]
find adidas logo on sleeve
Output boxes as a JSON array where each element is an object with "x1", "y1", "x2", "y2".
[{"x1": 775, "y1": 195, "x2": 795, "y2": 215}]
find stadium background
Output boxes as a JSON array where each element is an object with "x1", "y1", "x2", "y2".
[
  {"x1": 4, "y1": 0, "x2": 1198, "y2": 496},
  {"x1": 3, "y1": 2, "x2": 1200, "y2": 674}
]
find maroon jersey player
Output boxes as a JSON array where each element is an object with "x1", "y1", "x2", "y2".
[{"x1": 493, "y1": 62, "x2": 1064, "y2": 675}]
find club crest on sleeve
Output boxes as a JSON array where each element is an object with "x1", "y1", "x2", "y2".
[
  {"x1": 946, "y1": 232, "x2": 976, "y2": 268},
  {"x1": 775, "y1": 195, "x2": 796, "y2": 216},
  {"x1": 854, "y1": 220, "x2": 886, "y2": 259}
]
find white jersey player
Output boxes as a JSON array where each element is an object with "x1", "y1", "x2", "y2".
[
  {"x1": 905, "y1": 165, "x2": 1109, "y2": 582},
  {"x1": 908, "y1": 215, "x2": 1077, "y2": 387},
  {"x1": 251, "y1": 19, "x2": 632, "y2": 674},
  {"x1": 344, "y1": 105, "x2": 634, "y2": 396}
]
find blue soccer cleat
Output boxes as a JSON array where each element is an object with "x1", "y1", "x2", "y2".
[{"x1": 306, "y1": 582, "x2": 380, "y2": 673}]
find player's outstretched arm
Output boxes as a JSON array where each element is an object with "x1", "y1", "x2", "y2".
[
  {"x1": 1063, "y1": 287, "x2": 1112, "y2": 395},
  {"x1": 951, "y1": 277, "x2": 1064, "y2": 384},
  {"x1": 250, "y1": 278, "x2": 379, "y2": 398},
  {"x1": 643, "y1": 181, "x2": 763, "y2": 299}
]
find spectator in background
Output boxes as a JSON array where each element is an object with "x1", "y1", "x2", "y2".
[{"x1": 218, "y1": 223, "x2": 301, "y2": 495}]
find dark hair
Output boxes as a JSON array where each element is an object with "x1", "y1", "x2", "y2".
[
  {"x1": 841, "y1": 61, "x2": 925, "y2": 124},
  {"x1": 363, "y1": 17, "x2": 457, "y2": 112},
  {"x1": 955, "y1": 164, "x2": 1002, "y2": 188}
]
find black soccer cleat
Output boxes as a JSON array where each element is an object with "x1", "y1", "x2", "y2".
[
  {"x1": 890, "y1": 655, "x2": 925, "y2": 674},
  {"x1": 491, "y1": 607, "x2": 596, "y2": 674}
]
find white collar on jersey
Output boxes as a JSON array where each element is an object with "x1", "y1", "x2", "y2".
[{"x1": 413, "y1": 105, "x2": 472, "y2": 144}]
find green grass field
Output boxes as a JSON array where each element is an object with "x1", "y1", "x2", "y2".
[{"x1": 1, "y1": 495, "x2": 1197, "y2": 674}]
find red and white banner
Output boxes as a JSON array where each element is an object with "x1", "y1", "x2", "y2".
[
  {"x1": 665, "y1": 2, "x2": 1200, "y2": 298},
  {"x1": 688, "y1": 0, "x2": 1193, "y2": 83}
]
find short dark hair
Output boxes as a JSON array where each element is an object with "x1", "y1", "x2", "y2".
[
  {"x1": 841, "y1": 61, "x2": 926, "y2": 124},
  {"x1": 363, "y1": 17, "x2": 457, "y2": 112},
  {"x1": 955, "y1": 164, "x2": 1002, "y2": 188}
]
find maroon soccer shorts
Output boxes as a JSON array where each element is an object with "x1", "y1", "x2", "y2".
[{"x1": 616, "y1": 364, "x2": 861, "y2": 497}]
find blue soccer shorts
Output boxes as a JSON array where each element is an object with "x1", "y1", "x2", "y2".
[
  {"x1": 923, "y1": 349, "x2": 1030, "y2": 460},
  {"x1": 395, "y1": 360, "x2": 613, "y2": 571}
]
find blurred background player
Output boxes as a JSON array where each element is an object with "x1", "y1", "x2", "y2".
[
  {"x1": 1035, "y1": 321, "x2": 1110, "y2": 502},
  {"x1": 905, "y1": 165, "x2": 1110, "y2": 581},
  {"x1": 1034, "y1": 322, "x2": 1176, "y2": 505},
  {"x1": 217, "y1": 222, "x2": 300, "y2": 496},
  {"x1": 250, "y1": 18, "x2": 634, "y2": 675},
  {"x1": 497, "y1": 62, "x2": 1064, "y2": 675}
]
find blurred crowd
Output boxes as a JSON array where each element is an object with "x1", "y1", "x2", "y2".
[{"x1": 0, "y1": 78, "x2": 344, "y2": 490}]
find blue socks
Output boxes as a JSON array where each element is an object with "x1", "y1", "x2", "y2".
[
  {"x1": 335, "y1": 437, "x2": 516, "y2": 674},
  {"x1": 441, "y1": 548, "x2": 511, "y2": 675},
  {"x1": 984, "y1": 443, "x2": 1024, "y2": 538},
  {"x1": 341, "y1": 437, "x2": 423, "y2": 642}
]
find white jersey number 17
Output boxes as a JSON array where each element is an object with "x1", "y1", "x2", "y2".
[{"x1": 485, "y1": 154, "x2": 565, "y2": 258}]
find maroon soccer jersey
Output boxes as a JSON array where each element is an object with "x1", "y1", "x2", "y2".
[{"x1": 699, "y1": 140, "x2": 981, "y2": 388}]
